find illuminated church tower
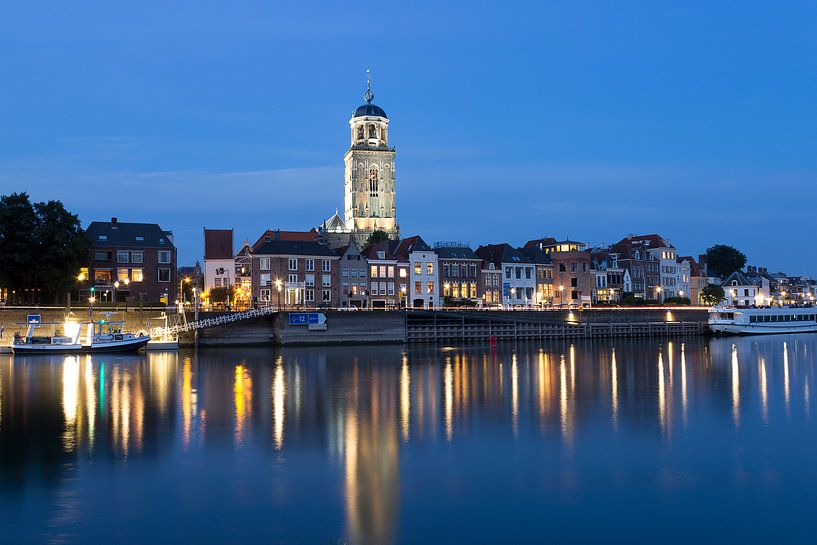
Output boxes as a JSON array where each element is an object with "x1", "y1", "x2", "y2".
[{"x1": 343, "y1": 74, "x2": 399, "y2": 244}]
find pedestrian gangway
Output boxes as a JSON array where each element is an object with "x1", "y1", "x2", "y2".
[{"x1": 149, "y1": 306, "x2": 278, "y2": 339}]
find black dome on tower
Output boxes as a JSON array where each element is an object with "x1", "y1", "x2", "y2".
[
  {"x1": 353, "y1": 74, "x2": 387, "y2": 118},
  {"x1": 353, "y1": 103, "x2": 387, "y2": 118}
]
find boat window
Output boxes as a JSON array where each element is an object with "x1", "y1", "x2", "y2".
[{"x1": 749, "y1": 316, "x2": 757, "y2": 323}]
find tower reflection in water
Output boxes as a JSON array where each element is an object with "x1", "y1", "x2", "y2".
[{"x1": 1, "y1": 336, "x2": 817, "y2": 544}]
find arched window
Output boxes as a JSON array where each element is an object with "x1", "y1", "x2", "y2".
[
  {"x1": 369, "y1": 166, "x2": 379, "y2": 197},
  {"x1": 357, "y1": 125, "x2": 364, "y2": 140},
  {"x1": 369, "y1": 124, "x2": 377, "y2": 139}
]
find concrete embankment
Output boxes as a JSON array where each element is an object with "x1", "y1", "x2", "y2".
[
  {"x1": 179, "y1": 308, "x2": 710, "y2": 347},
  {"x1": 0, "y1": 307, "x2": 169, "y2": 333}
]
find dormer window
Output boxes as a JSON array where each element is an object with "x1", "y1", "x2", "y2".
[
  {"x1": 377, "y1": 251, "x2": 385, "y2": 259},
  {"x1": 135, "y1": 236, "x2": 144, "y2": 241},
  {"x1": 98, "y1": 235, "x2": 107, "y2": 240}
]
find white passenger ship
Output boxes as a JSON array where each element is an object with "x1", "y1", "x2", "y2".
[{"x1": 709, "y1": 306, "x2": 817, "y2": 335}]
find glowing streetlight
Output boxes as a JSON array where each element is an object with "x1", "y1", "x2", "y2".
[{"x1": 274, "y1": 278, "x2": 283, "y2": 309}]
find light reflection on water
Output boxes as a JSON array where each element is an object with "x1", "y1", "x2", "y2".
[{"x1": 2, "y1": 336, "x2": 817, "y2": 543}]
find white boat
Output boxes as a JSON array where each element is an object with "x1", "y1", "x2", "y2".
[
  {"x1": 709, "y1": 305, "x2": 817, "y2": 335},
  {"x1": 11, "y1": 319, "x2": 151, "y2": 354},
  {"x1": 10, "y1": 320, "x2": 84, "y2": 354},
  {"x1": 87, "y1": 321, "x2": 151, "y2": 353}
]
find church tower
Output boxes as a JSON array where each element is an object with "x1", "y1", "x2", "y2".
[{"x1": 343, "y1": 74, "x2": 399, "y2": 245}]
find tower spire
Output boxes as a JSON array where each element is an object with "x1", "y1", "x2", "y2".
[{"x1": 364, "y1": 69, "x2": 374, "y2": 103}]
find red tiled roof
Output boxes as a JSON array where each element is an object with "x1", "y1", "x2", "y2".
[{"x1": 204, "y1": 229, "x2": 234, "y2": 259}]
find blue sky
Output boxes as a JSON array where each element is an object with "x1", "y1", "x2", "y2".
[{"x1": 1, "y1": 1, "x2": 816, "y2": 272}]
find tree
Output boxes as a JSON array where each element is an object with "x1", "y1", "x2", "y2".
[
  {"x1": 705, "y1": 244, "x2": 746, "y2": 279},
  {"x1": 701, "y1": 284, "x2": 725, "y2": 306},
  {"x1": 0, "y1": 193, "x2": 89, "y2": 304},
  {"x1": 0, "y1": 193, "x2": 39, "y2": 301},
  {"x1": 364, "y1": 230, "x2": 390, "y2": 248}
]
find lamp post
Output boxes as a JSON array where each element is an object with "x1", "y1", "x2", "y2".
[
  {"x1": 123, "y1": 278, "x2": 130, "y2": 311},
  {"x1": 656, "y1": 285, "x2": 662, "y2": 304},
  {"x1": 88, "y1": 295, "x2": 96, "y2": 317},
  {"x1": 275, "y1": 279, "x2": 283, "y2": 310},
  {"x1": 558, "y1": 285, "x2": 564, "y2": 308},
  {"x1": 510, "y1": 287, "x2": 516, "y2": 310},
  {"x1": 113, "y1": 280, "x2": 119, "y2": 311}
]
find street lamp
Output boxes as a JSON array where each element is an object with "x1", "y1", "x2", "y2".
[
  {"x1": 123, "y1": 278, "x2": 130, "y2": 311},
  {"x1": 113, "y1": 280, "x2": 120, "y2": 310},
  {"x1": 656, "y1": 285, "x2": 662, "y2": 304},
  {"x1": 274, "y1": 278, "x2": 283, "y2": 309},
  {"x1": 88, "y1": 295, "x2": 96, "y2": 317}
]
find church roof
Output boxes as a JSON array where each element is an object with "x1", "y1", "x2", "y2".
[
  {"x1": 353, "y1": 103, "x2": 387, "y2": 118},
  {"x1": 353, "y1": 73, "x2": 388, "y2": 118},
  {"x1": 322, "y1": 212, "x2": 349, "y2": 233}
]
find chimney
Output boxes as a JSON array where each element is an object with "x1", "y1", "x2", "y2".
[{"x1": 111, "y1": 217, "x2": 118, "y2": 227}]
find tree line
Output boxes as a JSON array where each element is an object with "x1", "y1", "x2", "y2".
[{"x1": 0, "y1": 193, "x2": 89, "y2": 305}]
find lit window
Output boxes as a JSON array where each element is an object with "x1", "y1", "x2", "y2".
[
  {"x1": 427, "y1": 263, "x2": 434, "y2": 275},
  {"x1": 414, "y1": 262, "x2": 421, "y2": 274}
]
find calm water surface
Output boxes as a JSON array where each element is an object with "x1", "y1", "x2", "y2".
[{"x1": 2, "y1": 336, "x2": 817, "y2": 544}]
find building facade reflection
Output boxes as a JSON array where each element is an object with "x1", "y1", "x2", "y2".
[{"x1": 3, "y1": 335, "x2": 817, "y2": 543}]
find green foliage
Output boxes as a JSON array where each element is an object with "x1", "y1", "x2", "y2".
[
  {"x1": 705, "y1": 244, "x2": 747, "y2": 279},
  {"x1": 621, "y1": 293, "x2": 650, "y2": 305},
  {"x1": 364, "y1": 230, "x2": 389, "y2": 248},
  {"x1": 209, "y1": 286, "x2": 232, "y2": 304},
  {"x1": 0, "y1": 193, "x2": 89, "y2": 303},
  {"x1": 701, "y1": 284, "x2": 725, "y2": 306}
]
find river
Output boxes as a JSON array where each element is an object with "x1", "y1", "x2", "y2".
[{"x1": 1, "y1": 336, "x2": 816, "y2": 544}]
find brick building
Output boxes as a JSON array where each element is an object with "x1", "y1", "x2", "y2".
[
  {"x1": 434, "y1": 244, "x2": 482, "y2": 306},
  {"x1": 84, "y1": 217, "x2": 177, "y2": 304},
  {"x1": 250, "y1": 238, "x2": 339, "y2": 308}
]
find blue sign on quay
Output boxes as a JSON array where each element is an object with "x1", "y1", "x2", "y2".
[
  {"x1": 288, "y1": 312, "x2": 321, "y2": 325},
  {"x1": 27, "y1": 314, "x2": 41, "y2": 325}
]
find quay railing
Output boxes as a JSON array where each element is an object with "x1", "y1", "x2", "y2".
[{"x1": 149, "y1": 305, "x2": 279, "y2": 339}]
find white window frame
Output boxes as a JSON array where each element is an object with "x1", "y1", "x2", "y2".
[
  {"x1": 260, "y1": 257, "x2": 271, "y2": 271},
  {"x1": 157, "y1": 268, "x2": 171, "y2": 282},
  {"x1": 158, "y1": 250, "x2": 171, "y2": 264},
  {"x1": 288, "y1": 258, "x2": 298, "y2": 271}
]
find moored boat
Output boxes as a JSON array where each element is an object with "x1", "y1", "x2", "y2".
[
  {"x1": 11, "y1": 319, "x2": 151, "y2": 354},
  {"x1": 709, "y1": 305, "x2": 817, "y2": 335}
]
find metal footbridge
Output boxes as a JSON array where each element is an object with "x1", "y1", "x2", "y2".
[{"x1": 149, "y1": 306, "x2": 278, "y2": 340}]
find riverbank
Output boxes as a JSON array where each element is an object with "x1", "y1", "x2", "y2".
[{"x1": 182, "y1": 308, "x2": 710, "y2": 347}]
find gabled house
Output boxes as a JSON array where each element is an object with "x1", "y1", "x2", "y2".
[
  {"x1": 721, "y1": 271, "x2": 770, "y2": 307},
  {"x1": 336, "y1": 241, "x2": 369, "y2": 309},
  {"x1": 435, "y1": 244, "x2": 482, "y2": 306},
  {"x1": 476, "y1": 244, "x2": 536, "y2": 308},
  {"x1": 203, "y1": 228, "x2": 235, "y2": 291},
  {"x1": 518, "y1": 246, "x2": 554, "y2": 307}
]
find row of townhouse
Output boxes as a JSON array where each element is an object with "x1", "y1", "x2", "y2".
[
  {"x1": 201, "y1": 228, "x2": 700, "y2": 309},
  {"x1": 202, "y1": 227, "x2": 815, "y2": 310},
  {"x1": 720, "y1": 265, "x2": 816, "y2": 307}
]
